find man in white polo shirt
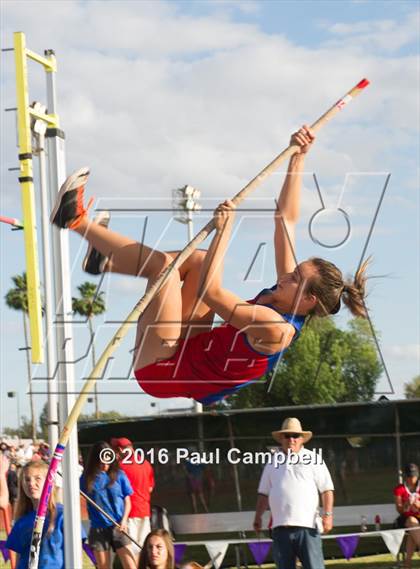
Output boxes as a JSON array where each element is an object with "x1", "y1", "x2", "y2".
[{"x1": 254, "y1": 417, "x2": 334, "y2": 569}]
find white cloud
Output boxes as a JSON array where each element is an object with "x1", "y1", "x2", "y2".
[
  {"x1": 111, "y1": 275, "x2": 145, "y2": 294},
  {"x1": 324, "y1": 12, "x2": 419, "y2": 52},
  {"x1": 235, "y1": 1, "x2": 261, "y2": 15},
  {"x1": 1, "y1": 1, "x2": 418, "y2": 212},
  {"x1": 385, "y1": 344, "x2": 420, "y2": 361},
  {"x1": 1, "y1": 0, "x2": 262, "y2": 55}
]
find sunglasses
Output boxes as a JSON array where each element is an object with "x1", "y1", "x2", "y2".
[{"x1": 284, "y1": 433, "x2": 303, "y2": 439}]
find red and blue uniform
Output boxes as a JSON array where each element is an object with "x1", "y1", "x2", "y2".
[{"x1": 135, "y1": 285, "x2": 305, "y2": 405}]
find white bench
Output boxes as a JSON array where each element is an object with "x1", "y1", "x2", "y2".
[
  {"x1": 170, "y1": 505, "x2": 401, "y2": 568},
  {"x1": 170, "y1": 504, "x2": 397, "y2": 535}
]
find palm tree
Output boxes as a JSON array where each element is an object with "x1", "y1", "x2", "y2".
[
  {"x1": 5, "y1": 273, "x2": 37, "y2": 440},
  {"x1": 72, "y1": 282, "x2": 106, "y2": 419}
]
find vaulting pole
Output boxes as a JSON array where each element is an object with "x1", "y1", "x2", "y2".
[{"x1": 29, "y1": 78, "x2": 369, "y2": 568}]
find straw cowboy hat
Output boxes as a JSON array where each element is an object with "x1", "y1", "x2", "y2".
[{"x1": 272, "y1": 417, "x2": 313, "y2": 444}]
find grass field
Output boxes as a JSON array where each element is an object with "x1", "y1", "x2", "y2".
[{"x1": 1, "y1": 530, "x2": 419, "y2": 568}]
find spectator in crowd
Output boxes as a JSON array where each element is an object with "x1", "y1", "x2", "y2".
[
  {"x1": 5, "y1": 460, "x2": 81, "y2": 569},
  {"x1": 15, "y1": 444, "x2": 26, "y2": 466},
  {"x1": 184, "y1": 457, "x2": 208, "y2": 514},
  {"x1": 80, "y1": 441, "x2": 137, "y2": 569},
  {"x1": 0, "y1": 455, "x2": 16, "y2": 568},
  {"x1": 394, "y1": 463, "x2": 420, "y2": 568},
  {"x1": 31, "y1": 443, "x2": 42, "y2": 461},
  {"x1": 7, "y1": 461, "x2": 19, "y2": 508},
  {"x1": 0, "y1": 454, "x2": 9, "y2": 511},
  {"x1": 7, "y1": 443, "x2": 18, "y2": 464},
  {"x1": 23, "y1": 442, "x2": 34, "y2": 462},
  {"x1": 139, "y1": 529, "x2": 174, "y2": 569},
  {"x1": 254, "y1": 417, "x2": 334, "y2": 569},
  {"x1": 39, "y1": 442, "x2": 51, "y2": 460},
  {"x1": 0, "y1": 441, "x2": 10, "y2": 458},
  {"x1": 111, "y1": 437, "x2": 155, "y2": 564}
]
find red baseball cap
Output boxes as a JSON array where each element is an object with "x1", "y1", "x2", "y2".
[{"x1": 110, "y1": 437, "x2": 132, "y2": 448}]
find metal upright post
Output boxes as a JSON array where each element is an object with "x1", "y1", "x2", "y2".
[
  {"x1": 172, "y1": 186, "x2": 203, "y2": 414},
  {"x1": 186, "y1": 207, "x2": 203, "y2": 421},
  {"x1": 45, "y1": 50, "x2": 82, "y2": 568},
  {"x1": 189, "y1": 213, "x2": 203, "y2": 416},
  {"x1": 13, "y1": 33, "x2": 44, "y2": 364},
  {"x1": 33, "y1": 119, "x2": 59, "y2": 449},
  {"x1": 186, "y1": 209, "x2": 194, "y2": 242},
  {"x1": 227, "y1": 415, "x2": 243, "y2": 511},
  {"x1": 17, "y1": 393, "x2": 21, "y2": 432},
  {"x1": 13, "y1": 32, "x2": 64, "y2": 445},
  {"x1": 395, "y1": 404, "x2": 402, "y2": 483},
  {"x1": 187, "y1": 201, "x2": 202, "y2": 414}
]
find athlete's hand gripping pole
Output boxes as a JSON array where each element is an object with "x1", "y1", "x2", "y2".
[{"x1": 29, "y1": 78, "x2": 369, "y2": 569}]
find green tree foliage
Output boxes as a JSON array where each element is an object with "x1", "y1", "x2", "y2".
[
  {"x1": 39, "y1": 403, "x2": 127, "y2": 440},
  {"x1": 228, "y1": 317, "x2": 382, "y2": 409},
  {"x1": 39, "y1": 403, "x2": 49, "y2": 440},
  {"x1": 5, "y1": 273, "x2": 29, "y2": 312},
  {"x1": 8, "y1": 403, "x2": 128, "y2": 442},
  {"x1": 4, "y1": 416, "x2": 40, "y2": 440},
  {"x1": 340, "y1": 319, "x2": 383, "y2": 401},
  {"x1": 78, "y1": 410, "x2": 128, "y2": 423},
  {"x1": 72, "y1": 282, "x2": 106, "y2": 319},
  {"x1": 405, "y1": 375, "x2": 420, "y2": 399}
]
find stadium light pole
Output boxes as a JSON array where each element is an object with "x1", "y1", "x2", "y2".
[
  {"x1": 172, "y1": 185, "x2": 202, "y2": 414},
  {"x1": 172, "y1": 184, "x2": 201, "y2": 242}
]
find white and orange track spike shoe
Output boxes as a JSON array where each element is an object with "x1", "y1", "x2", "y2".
[
  {"x1": 50, "y1": 167, "x2": 92, "y2": 229},
  {"x1": 82, "y1": 210, "x2": 111, "y2": 275}
]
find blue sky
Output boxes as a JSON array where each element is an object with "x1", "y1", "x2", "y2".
[
  {"x1": 1, "y1": 0, "x2": 419, "y2": 432},
  {"x1": 178, "y1": 0, "x2": 417, "y2": 52}
]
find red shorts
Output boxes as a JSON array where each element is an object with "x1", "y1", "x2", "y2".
[
  {"x1": 133, "y1": 316, "x2": 282, "y2": 404},
  {"x1": 134, "y1": 290, "x2": 305, "y2": 404},
  {"x1": 133, "y1": 327, "x2": 261, "y2": 403},
  {"x1": 134, "y1": 337, "x2": 228, "y2": 402},
  {"x1": 134, "y1": 341, "x2": 192, "y2": 398}
]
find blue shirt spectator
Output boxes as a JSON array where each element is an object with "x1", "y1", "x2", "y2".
[
  {"x1": 6, "y1": 503, "x2": 86, "y2": 569},
  {"x1": 81, "y1": 469, "x2": 133, "y2": 528}
]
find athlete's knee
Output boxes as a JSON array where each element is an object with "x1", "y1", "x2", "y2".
[
  {"x1": 173, "y1": 249, "x2": 207, "y2": 281},
  {"x1": 150, "y1": 251, "x2": 176, "y2": 277},
  {"x1": 188, "y1": 249, "x2": 207, "y2": 271},
  {"x1": 162, "y1": 251, "x2": 176, "y2": 269}
]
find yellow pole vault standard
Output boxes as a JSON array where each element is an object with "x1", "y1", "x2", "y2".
[
  {"x1": 13, "y1": 32, "x2": 58, "y2": 364},
  {"x1": 30, "y1": 77, "x2": 370, "y2": 569}
]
